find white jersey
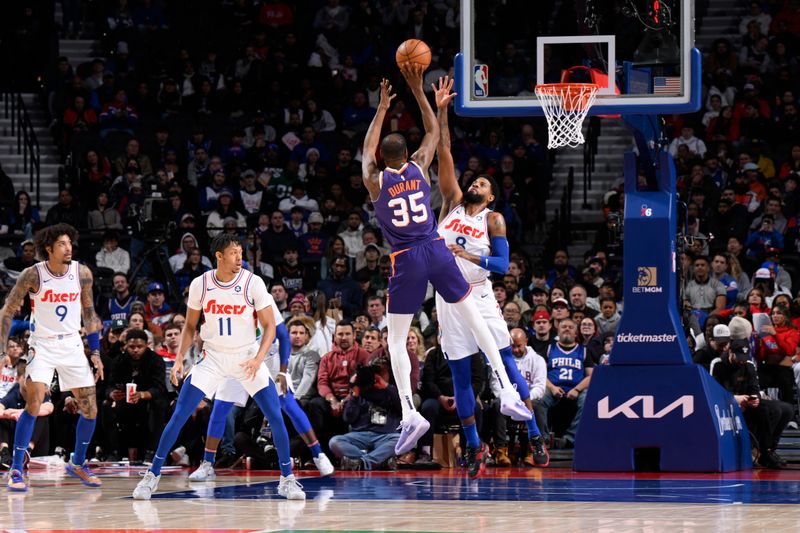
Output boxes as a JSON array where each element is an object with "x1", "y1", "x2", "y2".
[
  {"x1": 187, "y1": 269, "x2": 273, "y2": 353},
  {"x1": 438, "y1": 204, "x2": 492, "y2": 284},
  {"x1": 30, "y1": 261, "x2": 82, "y2": 340}
]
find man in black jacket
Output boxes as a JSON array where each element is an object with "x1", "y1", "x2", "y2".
[
  {"x1": 710, "y1": 339, "x2": 793, "y2": 468},
  {"x1": 416, "y1": 347, "x2": 487, "y2": 464},
  {"x1": 103, "y1": 329, "x2": 167, "y2": 463},
  {"x1": 693, "y1": 324, "x2": 731, "y2": 371},
  {"x1": 328, "y1": 363, "x2": 401, "y2": 471}
]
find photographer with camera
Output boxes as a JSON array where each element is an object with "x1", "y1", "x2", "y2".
[{"x1": 328, "y1": 359, "x2": 402, "y2": 471}]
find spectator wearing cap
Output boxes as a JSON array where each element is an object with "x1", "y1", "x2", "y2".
[
  {"x1": 276, "y1": 246, "x2": 308, "y2": 294},
  {"x1": 169, "y1": 232, "x2": 212, "y2": 273},
  {"x1": 283, "y1": 206, "x2": 306, "y2": 239},
  {"x1": 299, "y1": 212, "x2": 329, "y2": 264},
  {"x1": 693, "y1": 324, "x2": 731, "y2": 371},
  {"x1": 95, "y1": 230, "x2": 131, "y2": 274},
  {"x1": 668, "y1": 125, "x2": 707, "y2": 158},
  {"x1": 685, "y1": 256, "x2": 727, "y2": 315},
  {"x1": 530, "y1": 286, "x2": 550, "y2": 309},
  {"x1": 239, "y1": 168, "x2": 274, "y2": 215},
  {"x1": 144, "y1": 282, "x2": 174, "y2": 330},
  {"x1": 199, "y1": 169, "x2": 229, "y2": 213},
  {"x1": 710, "y1": 339, "x2": 793, "y2": 469},
  {"x1": 206, "y1": 188, "x2": 247, "y2": 238},
  {"x1": 750, "y1": 198, "x2": 787, "y2": 235},
  {"x1": 550, "y1": 297, "x2": 571, "y2": 329},
  {"x1": 745, "y1": 214, "x2": 784, "y2": 260}
]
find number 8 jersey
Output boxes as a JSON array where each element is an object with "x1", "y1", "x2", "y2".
[
  {"x1": 30, "y1": 260, "x2": 83, "y2": 340},
  {"x1": 373, "y1": 160, "x2": 439, "y2": 250},
  {"x1": 187, "y1": 269, "x2": 274, "y2": 353}
]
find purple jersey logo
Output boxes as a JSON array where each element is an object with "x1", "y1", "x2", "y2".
[{"x1": 373, "y1": 161, "x2": 438, "y2": 250}]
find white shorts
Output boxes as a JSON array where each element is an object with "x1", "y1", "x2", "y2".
[
  {"x1": 436, "y1": 278, "x2": 511, "y2": 360},
  {"x1": 215, "y1": 352, "x2": 282, "y2": 407},
  {"x1": 27, "y1": 334, "x2": 95, "y2": 390},
  {"x1": 189, "y1": 346, "x2": 273, "y2": 400}
]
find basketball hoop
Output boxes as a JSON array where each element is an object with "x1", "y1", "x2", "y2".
[{"x1": 535, "y1": 83, "x2": 600, "y2": 149}]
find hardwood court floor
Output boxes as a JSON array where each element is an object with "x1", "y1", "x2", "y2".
[{"x1": 3, "y1": 465, "x2": 800, "y2": 532}]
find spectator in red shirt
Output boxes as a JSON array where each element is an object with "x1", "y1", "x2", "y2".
[
  {"x1": 62, "y1": 95, "x2": 98, "y2": 147},
  {"x1": 144, "y1": 282, "x2": 174, "y2": 332},
  {"x1": 756, "y1": 304, "x2": 798, "y2": 404},
  {"x1": 258, "y1": 0, "x2": 293, "y2": 28},
  {"x1": 307, "y1": 320, "x2": 369, "y2": 451}
]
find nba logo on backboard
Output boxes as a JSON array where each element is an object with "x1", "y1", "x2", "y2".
[{"x1": 474, "y1": 64, "x2": 488, "y2": 97}]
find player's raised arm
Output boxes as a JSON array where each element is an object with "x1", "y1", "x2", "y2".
[
  {"x1": 0, "y1": 266, "x2": 38, "y2": 354},
  {"x1": 79, "y1": 264, "x2": 105, "y2": 381},
  {"x1": 432, "y1": 76, "x2": 462, "y2": 218},
  {"x1": 362, "y1": 78, "x2": 396, "y2": 201},
  {"x1": 402, "y1": 63, "x2": 439, "y2": 178}
]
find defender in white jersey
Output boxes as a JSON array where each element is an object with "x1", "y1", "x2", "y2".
[
  {"x1": 0, "y1": 224, "x2": 105, "y2": 491},
  {"x1": 432, "y1": 77, "x2": 548, "y2": 473},
  {"x1": 133, "y1": 234, "x2": 304, "y2": 501}
]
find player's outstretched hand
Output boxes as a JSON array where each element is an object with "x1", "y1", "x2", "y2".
[
  {"x1": 400, "y1": 63, "x2": 425, "y2": 90},
  {"x1": 240, "y1": 357, "x2": 262, "y2": 381},
  {"x1": 432, "y1": 76, "x2": 456, "y2": 109},
  {"x1": 378, "y1": 78, "x2": 396, "y2": 112}
]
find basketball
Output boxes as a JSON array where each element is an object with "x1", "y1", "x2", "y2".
[{"x1": 395, "y1": 39, "x2": 431, "y2": 70}]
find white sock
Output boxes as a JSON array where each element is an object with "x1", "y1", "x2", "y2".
[
  {"x1": 387, "y1": 313, "x2": 416, "y2": 419},
  {"x1": 452, "y1": 299, "x2": 514, "y2": 393}
]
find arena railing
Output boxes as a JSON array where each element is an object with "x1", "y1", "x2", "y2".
[{"x1": 2, "y1": 91, "x2": 41, "y2": 208}]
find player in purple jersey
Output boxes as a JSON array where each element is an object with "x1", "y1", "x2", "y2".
[{"x1": 361, "y1": 65, "x2": 530, "y2": 457}]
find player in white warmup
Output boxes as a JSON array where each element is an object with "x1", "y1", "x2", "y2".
[
  {"x1": 432, "y1": 77, "x2": 548, "y2": 477},
  {"x1": 133, "y1": 234, "x2": 304, "y2": 500},
  {"x1": 0, "y1": 224, "x2": 105, "y2": 491}
]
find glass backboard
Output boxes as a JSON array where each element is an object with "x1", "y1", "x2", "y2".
[{"x1": 454, "y1": 0, "x2": 701, "y2": 117}]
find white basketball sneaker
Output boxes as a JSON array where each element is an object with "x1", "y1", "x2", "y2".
[
  {"x1": 313, "y1": 453, "x2": 335, "y2": 476},
  {"x1": 277, "y1": 475, "x2": 306, "y2": 500},
  {"x1": 188, "y1": 460, "x2": 216, "y2": 481},
  {"x1": 500, "y1": 391, "x2": 533, "y2": 421},
  {"x1": 133, "y1": 471, "x2": 161, "y2": 500}
]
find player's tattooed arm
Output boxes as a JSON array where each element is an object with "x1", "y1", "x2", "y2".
[
  {"x1": 0, "y1": 266, "x2": 39, "y2": 350},
  {"x1": 487, "y1": 212, "x2": 507, "y2": 238},
  {"x1": 72, "y1": 385, "x2": 99, "y2": 418},
  {"x1": 79, "y1": 264, "x2": 102, "y2": 335}
]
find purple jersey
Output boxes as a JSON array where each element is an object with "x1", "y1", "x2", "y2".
[{"x1": 373, "y1": 161, "x2": 439, "y2": 251}]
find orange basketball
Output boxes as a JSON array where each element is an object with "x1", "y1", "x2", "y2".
[{"x1": 395, "y1": 39, "x2": 431, "y2": 70}]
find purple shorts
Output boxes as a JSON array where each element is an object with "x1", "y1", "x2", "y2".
[{"x1": 387, "y1": 237, "x2": 470, "y2": 314}]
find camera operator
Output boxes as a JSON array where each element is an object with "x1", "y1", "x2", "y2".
[{"x1": 328, "y1": 361, "x2": 402, "y2": 471}]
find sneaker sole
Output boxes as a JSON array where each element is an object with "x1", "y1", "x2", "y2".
[
  {"x1": 188, "y1": 475, "x2": 216, "y2": 482},
  {"x1": 394, "y1": 419, "x2": 431, "y2": 455},
  {"x1": 65, "y1": 467, "x2": 102, "y2": 487},
  {"x1": 7, "y1": 483, "x2": 28, "y2": 492}
]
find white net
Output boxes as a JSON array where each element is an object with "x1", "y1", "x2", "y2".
[{"x1": 535, "y1": 83, "x2": 599, "y2": 149}]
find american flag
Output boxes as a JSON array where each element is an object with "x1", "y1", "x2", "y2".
[{"x1": 653, "y1": 76, "x2": 681, "y2": 95}]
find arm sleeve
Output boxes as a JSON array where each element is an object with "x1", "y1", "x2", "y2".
[
  {"x1": 480, "y1": 236, "x2": 510, "y2": 275},
  {"x1": 275, "y1": 322, "x2": 291, "y2": 366}
]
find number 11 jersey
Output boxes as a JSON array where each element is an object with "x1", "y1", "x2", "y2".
[
  {"x1": 373, "y1": 160, "x2": 439, "y2": 251},
  {"x1": 187, "y1": 269, "x2": 274, "y2": 353}
]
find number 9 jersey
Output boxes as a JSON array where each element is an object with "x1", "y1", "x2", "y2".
[
  {"x1": 187, "y1": 269, "x2": 273, "y2": 353},
  {"x1": 373, "y1": 161, "x2": 439, "y2": 250},
  {"x1": 29, "y1": 260, "x2": 83, "y2": 341}
]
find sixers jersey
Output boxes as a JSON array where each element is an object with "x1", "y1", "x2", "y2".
[
  {"x1": 438, "y1": 204, "x2": 491, "y2": 284},
  {"x1": 30, "y1": 261, "x2": 82, "y2": 340},
  {"x1": 373, "y1": 161, "x2": 439, "y2": 250},
  {"x1": 187, "y1": 269, "x2": 273, "y2": 353},
  {"x1": 546, "y1": 343, "x2": 587, "y2": 392}
]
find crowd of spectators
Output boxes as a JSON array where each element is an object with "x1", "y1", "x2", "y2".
[{"x1": 2, "y1": 0, "x2": 800, "y2": 470}]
